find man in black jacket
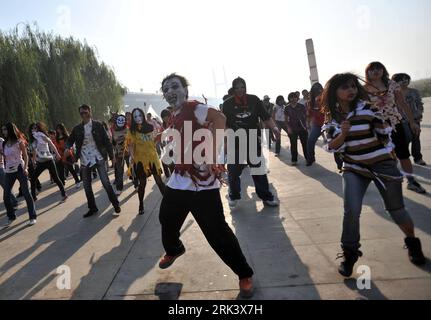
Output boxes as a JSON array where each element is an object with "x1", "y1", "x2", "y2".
[
  {"x1": 67, "y1": 104, "x2": 121, "y2": 218},
  {"x1": 222, "y1": 77, "x2": 280, "y2": 209}
]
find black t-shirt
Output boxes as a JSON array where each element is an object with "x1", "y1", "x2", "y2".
[
  {"x1": 222, "y1": 94, "x2": 270, "y2": 166},
  {"x1": 222, "y1": 94, "x2": 271, "y2": 131}
]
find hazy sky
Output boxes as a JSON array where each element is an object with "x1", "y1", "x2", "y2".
[{"x1": 1, "y1": 0, "x2": 430, "y2": 100}]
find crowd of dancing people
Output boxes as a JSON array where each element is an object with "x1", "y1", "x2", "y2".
[{"x1": 0, "y1": 61, "x2": 428, "y2": 298}]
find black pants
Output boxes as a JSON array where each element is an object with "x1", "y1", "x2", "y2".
[
  {"x1": 159, "y1": 187, "x2": 254, "y2": 280},
  {"x1": 288, "y1": 130, "x2": 309, "y2": 162},
  {"x1": 56, "y1": 160, "x2": 80, "y2": 185},
  {"x1": 31, "y1": 160, "x2": 66, "y2": 199},
  {"x1": 114, "y1": 157, "x2": 125, "y2": 191}
]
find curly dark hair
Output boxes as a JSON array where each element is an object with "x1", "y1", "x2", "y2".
[{"x1": 321, "y1": 73, "x2": 370, "y2": 122}]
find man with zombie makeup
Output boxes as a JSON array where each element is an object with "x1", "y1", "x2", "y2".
[
  {"x1": 222, "y1": 77, "x2": 281, "y2": 209},
  {"x1": 111, "y1": 114, "x2": 128, "y2": 195},
  {"x1": 158, "y1": 73, "x2": 255, "y2": 299},
  {"x1": 67, "y1": 104, "x2": 121, "y2": 218}
]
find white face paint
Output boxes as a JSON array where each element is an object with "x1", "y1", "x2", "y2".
[
  {"x1": 162, "y1": 77, "x2": 188, "y2": 108},
  {"x1": 133, "y1": 110, "x2": 144, "y2": 125},
  {"x1": 116, "y1": 116, "x2": 126, "y2": 128}
]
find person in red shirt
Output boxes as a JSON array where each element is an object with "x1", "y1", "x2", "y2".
[
  {"x1": 54, "y1": 123, "x2": 81, "y2": 188},
  {"x1": 306, "y1": 82, "x2": 325, "y2": 166}
]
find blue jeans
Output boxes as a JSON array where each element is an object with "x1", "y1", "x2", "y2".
[
  {"x1": 307, "y1": 124, "x2": 322, "y2": 162},
  {"x1": 0, "y1": 167, "x2": 18, "y2": 206},
  {"x1": 227, "y1": 164, "x2": 274, "y2": 201},
  {"x1": 81, "y1": 160, "x2": 119, "y2": 211},
  {"x1": 341, "y1": 160, "x2": 413, "y2": 251},
  {"x1": 3, "y1": 166, "x2": 36, "y2": 220}
]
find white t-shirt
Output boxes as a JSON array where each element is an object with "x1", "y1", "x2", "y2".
[
  {"x1": 167, "y1": 104, "x2": 222, "y2": 192},
  {"x1": 32, "y1": 132, "x2": 54, "y2": 162},
  {"x1": 274, "y1": 104, "x2": 286, "y2": 122},
  {"x1": 81, "y1": 120, "x2": 104, "y2": 167}
]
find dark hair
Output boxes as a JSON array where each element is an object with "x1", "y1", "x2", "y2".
[
  {"x1": 309, "y1": 82, "x2": 324, "y2": 110},
  {"x1": 29, "y1": 122, "x2": 49, "y2": 144},
  {"x1": 55, "y1": 123, "x2": 69, "y2": 141},
  {"x1": 227, "y1": 87, "x2": 235, "y2": 96},
  {"x1": 232, "y1": 77, "x2": 246, "y2": 90},
  {"x1": 288, "y1": 92, "x2": 298, "y2": 102},
  {"x1": 161, "y1": 109, "x2": 171, "y2": 119},
  {"x1": 392, "y1": 73, "x2": 411, "y2": 83},
  {"x1": 365, "y1": 61, "x2": 390, "y2": 88},
  {"x1": 130, "y1": 108, "x2": 153, "y2": 134},
  {"x1": 321, "y1": 73, "x2": 370, "y2": 122},
  {"x1": 3, "y1": 122, "x2": 26, "y2": 146},
  {"x1": 161, "y1": 73, "x2": 190, "y2": 99},
  {"x1": 79, "y1": 104, "x2": 92, "y2": 113},
  {"x1": 302, "y1": 89, "x2": 309, "y2": 95},
  {"x1": 48, "y1": 130, "x2": 56, "y2": 135},
  {"x1": 275, "y1": 95, "x2": 285, "y2": 106}
]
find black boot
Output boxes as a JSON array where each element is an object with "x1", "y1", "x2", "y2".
[
  {"x1": 405, "y1": 237, "x2": 426, "y2": 265},
  {"x1": 138, "y1": 204, "x2": 144, "y2": 215},
  {"x1": 336, "y1": 248, "x2": 363, "y2": 277}
]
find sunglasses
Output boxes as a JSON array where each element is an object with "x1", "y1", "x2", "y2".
[{"x1": 80, "y1": 111, "x2": 90, "y2": 116}]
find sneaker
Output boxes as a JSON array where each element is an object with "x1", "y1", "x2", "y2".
[
  {"x1": 75, "y1": 182, "x2": 82, "y2": 189},
  {"x1": 228, "y1": 199, "x2": 238, "y2": 209},
  {"x1": 115, "y1": 189, "x2": 122, "y2": 196},
  {"x1": 83, "y1": 209, "x2": 98, "y2": 218},
  {"x1": 336, "y1": 249, "x2": 363, "y2": 277},
  {"x1": 414, "y1": 159, "x2": 427, "y2": 166},
  {"x1": 239, "y1": 277, "x2": 254, "y2": 299},
  {"x1": 274, "y1": 153, "x2": 280, "y2": 157},
  {"x1": 263, "y1": 199, "x2": 279, "y2": 207},
  {"x1": 159, "y1": 247, "x2": 186, "y2": 269},
  {"x1": 28, "y1": 219, "x2": 37, "y2": 226},
  {"x1": 407, "y1": 180, "x2": 426, "y2": 194},
  {"x1": 291, "y1": 161, "x2": 298, "y2": 166},
  {"x1": 405, "y1": 237, "x2": 426, "y2": 265},
  {"x1": 113, "y1": 205, "x2": 121, "y2": 216},
  {"x1": 60, "y1": 195, "x2": 68, "y2": 203}
]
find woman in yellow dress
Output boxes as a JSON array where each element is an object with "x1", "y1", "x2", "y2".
[{"x1": 126, "y1": 108, "x2": 165, "y2": 215}]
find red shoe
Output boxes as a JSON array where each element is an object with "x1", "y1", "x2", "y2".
[
  {"x1": 159, "y1": 248, "x2": 185, "y2": 269},
  {"x1": 239, "y1": 277, "x2": 254, "y2": 299}
]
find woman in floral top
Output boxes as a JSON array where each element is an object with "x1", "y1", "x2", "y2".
[{"x1": 364, "y1": 62, "x2": 426, "y2": 194}]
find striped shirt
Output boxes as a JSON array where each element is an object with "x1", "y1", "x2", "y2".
[{"x1": 323, "y1": 101, "x2": 397, "y2": 179}]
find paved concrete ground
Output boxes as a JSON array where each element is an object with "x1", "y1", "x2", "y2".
[{"x1": 1, "y1": 99, "x2": 430, "y2": 300}]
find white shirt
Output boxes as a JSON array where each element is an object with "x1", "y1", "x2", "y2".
[
  {"x1": 80, "y1": 120, "x2": 104, "y2": 167},
  {"x1": 274, "y1": 104, "x2": 286, "y2": 122},
  {"x1": 32, "y1": 132, "x2": 53, "y2": 162},
  {"x1": 167, "y1": 104, "x2": 222, "y2": 192}
]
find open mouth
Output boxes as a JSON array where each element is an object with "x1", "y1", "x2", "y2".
[{"x1": 167, "y1": 95, "x2": 177, "y2": 105}]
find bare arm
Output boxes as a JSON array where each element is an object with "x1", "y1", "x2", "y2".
[
  {"x1": 263, "y1": 118, "x2": 281, "y2": 138},
  {"x1": 43, "y1": 136, "x2": 61, "y2": 159},
  {"x1": 19, "y1": 142, "x2": 29, "y2": 175}
]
